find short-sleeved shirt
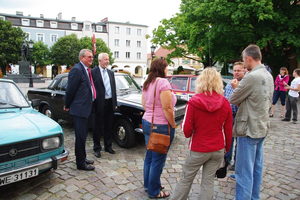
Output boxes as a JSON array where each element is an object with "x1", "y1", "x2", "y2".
[
  {"x1": 224, "y1": 81, "x2": 238, "y2": 115},
  {"x1": 289, "y1": 77, "x2": 300, "y2": 98},
  {"x1": 142, "y1": 78, "x2": 177, "y2": 124}
]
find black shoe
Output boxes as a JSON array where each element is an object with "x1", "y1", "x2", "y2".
[
  {"x1": 77, "y1": 164, "x2": 95, "y2": 171},
  {"x1": 94, "y1": 151, "x2": 101, "y2": 158},
  {"x1": 85, "y1": 159, "x2": 94, "y2": 165},
  {"x1": 281, "y1": 118, "x2": 290, "y2": 121},
  {"x1": 105, "y1": 148, "x2": 115, "y2": 154},
  {"x1": 293, "y1": 121, "x2": 297, "y2": 124}
]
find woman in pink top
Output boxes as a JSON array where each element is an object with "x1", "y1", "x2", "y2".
[
  {"x1": 142, "y1": 57, "x2": 176, "y2": 199},
  {"x1": 270, "y1": 67, "x2": 289, "y2": 117}
]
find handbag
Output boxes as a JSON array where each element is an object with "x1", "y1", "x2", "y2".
[
  {"x1": 215, "y1": 156, "x2": 229, "y2": 178},
  {"x1": 146, "y1": 79, "x2": 171, "y2": 154}
]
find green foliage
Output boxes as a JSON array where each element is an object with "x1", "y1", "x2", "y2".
[
  {"x1": 146, "y1": 67, "x2": 150, "y2": 74},
  {"x1": 152, "y1": 0, "x2": 300, "y2": 72},
  {"x1": 32, "y1": 41, "x2": 51, "y2": 73},
  {"x1": 80, "y1": 36, "x2": 114, "y2": 68},
  {"x1": 50, "y1": 34, "x2": 81, "y2": 68},
  {"x1": 0, "y1": 19, "x2": 25, "y2": 75},
  {"x1": 177, "y1": 66, "x2": 184, "y2": 73}
]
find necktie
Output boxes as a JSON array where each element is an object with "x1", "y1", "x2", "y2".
[
  {"x1": 103, "y1": 69, "x2": 111, "y2": 98},
  {"x1": 87, "y1": 68, "x2": 97, "y2": 100}
]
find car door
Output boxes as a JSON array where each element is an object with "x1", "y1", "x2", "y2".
[
  {"x1": 50, "y1": 76, "x2": 71, "y2": 121},
  {"x1": 188, "y1": 77, "x2": 197, "y2": 100},
  {"x1": 169, "y1": 76, "x2": 189, "y2": 100}
]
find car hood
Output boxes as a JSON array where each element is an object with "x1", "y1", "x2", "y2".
[
  {"x1": 0, "y1": 108, "x2": 63, "y2": 145},
  {"x1": 117, "y1": 92, "x2": 142, "y2": 105}
]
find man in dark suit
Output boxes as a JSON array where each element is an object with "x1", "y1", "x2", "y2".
[
  {"x1": 64, "y1": 49, "x2": 96, "y2": 171},
  {"x1": 92, "y1": 53, "x2": 117, "y2": 158}
]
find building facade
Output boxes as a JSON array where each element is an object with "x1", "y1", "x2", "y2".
[{"x1": 0, "y1": 12, "x2": 148, "y2": 78}]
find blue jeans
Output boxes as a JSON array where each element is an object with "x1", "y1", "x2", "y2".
[
  {"x1": 235, "y1": 136, "x2": 265, "y2": 200},
  {"x1": 272, "y1": 90, "x2": 287, "y2": 105},
  {"x1": 225, "y1": 116, "x2": 236, "y2": 165},
  {"x1": 142, "y1": 119, "x2": 175, "y2": 197}
]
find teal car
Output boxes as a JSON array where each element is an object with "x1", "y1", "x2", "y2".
[{"x1": 0, "y1": 79, "x2": 69, "y2": 186}]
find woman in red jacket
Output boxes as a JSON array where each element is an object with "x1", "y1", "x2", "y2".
[
  {"x1": 171, "y1": 67, "x2": 233, "y2": 200},
  {"x1": 269, "y1": 67, "x2": 289, "y2": 118}
]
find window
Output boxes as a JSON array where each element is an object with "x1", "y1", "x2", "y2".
[
  {"x1": 115, "y1": 26, "x2": 119, "y2": 34},
  {"x1": 57, "y1": 77, "x2": 68, "y2": 91},
  {"x1": 126, "y1": 52, "x2": 130, "y2": 58},
  {"x1": 114, "y1": 39, "x2": 119, "y2": 46},
  {"x1": 137, "y1": 52, "x2": 141, "y2": 59},
  {"x1": 137, "y1": 29, "x2": 141, "y2": 35},
  {"x1": 114, "y1": 51, "x2": 119, "y2": 58},
  {"x1": 22, "y1": 19, "x2": 30, "y2": 26},
  {"x1": 96, "y1": 25, "x2": 103, "y2": 32},
  {"x1": 126, "y1": 40, "x2": 130, "y2": 46},
  {"x1": 189, "y1": 77, "x2": 197, "y2": 92},
  {"x1": 37, "y1": 33, "x2": 44, "y2": 42},
  {"x1": 51, "y1": 34, "x2": 58, "y2": 43},
  {"x1": 36, "y1": 20, "x2": 44, "y2": 27},
  {"x1": 50, "y1": 21, "x2": 58, "y2": 28},
  {"x1": 137, "y1": 41, "x2": 141, "y2": 47},
  {"x1": 85, "y1": 24, "x2": 90, "y2": 31},
  {"x1": 169, "y1": 77, "x2": 189, "y2": 91},
  {"x1": 126, "y1": 27, "x2": 131, "y2": 35},
  {"x1": 71, "y1": 23, "x2": 78, "y2": 30},
  {"x1": 0, "y1": 16, "x2": 5, "y2": 20}
]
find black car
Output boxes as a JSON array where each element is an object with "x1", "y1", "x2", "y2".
[{"x1": 27, "y1": 73, "x2": 187, "y2": 148}]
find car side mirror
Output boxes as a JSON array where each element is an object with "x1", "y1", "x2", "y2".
[{"x1": 31, "y1": 99, "x2": 41, "y2": 108}]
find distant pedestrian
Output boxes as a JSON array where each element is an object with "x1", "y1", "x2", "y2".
[
  {"x1": 171, "y1": 67, "x2": 233, "y2": 200},
  {"x1": 281, "y1": 68, "x2": 300, "y2": 124},
  {"x1": 270, "y1": 67, "x2": 289, "y2": 118},
  {"x1": 230, "y1": 44, "x2": 274, "y2": 199}
]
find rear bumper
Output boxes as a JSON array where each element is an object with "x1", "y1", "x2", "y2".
[{"x1": 0, "y1": 148, "x2": 69, "y2": 177}]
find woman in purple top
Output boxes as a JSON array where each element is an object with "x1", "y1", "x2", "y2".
[
  {"x1": 270, "y1": 67, "x2": 289, "y2": 118},
  {"x1": 142, "y1": 57, "x2": 176, "y2": 199}
]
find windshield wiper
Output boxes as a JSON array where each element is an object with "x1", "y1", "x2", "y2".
[{"x1": 0, "y1": 101, "x2": 22, "y2": 108}]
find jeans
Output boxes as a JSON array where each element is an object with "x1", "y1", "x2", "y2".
[
  {"x1": 272, "y1": 90, "x2": 287, "y2": 105},
  {"x1": 142, "y1": 119, "x2": 175, "y2": 197},
  {"x1": 235, "y1": 136, "x2": 265, "y2": 200},
  {"x1": 225, "y1": 116, "x2": 236, "y2": 165}
]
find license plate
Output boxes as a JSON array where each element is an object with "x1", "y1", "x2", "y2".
[{"x1": 0, "y1": 168, "x2": 39, "y2": 186}]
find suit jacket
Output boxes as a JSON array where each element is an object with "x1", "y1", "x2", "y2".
[
  {"x1": 91, "y1": 66, "x2": 117, "y2": 114},
  {"x1": 65, "y1": 62, "x2": 94, "y2": 118},
  {"x1": 229, "y1": 64, "x2": 274, "y2": 138}
]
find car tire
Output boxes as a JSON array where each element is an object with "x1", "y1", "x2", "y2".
[
  {"x1": 42, "y1": 105, "x2": 58, "y2": 121},
  {"x1": 113, "y1": 118, "x2": 135, "y2": 148}
]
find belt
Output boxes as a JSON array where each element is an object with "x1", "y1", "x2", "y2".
[{"x1": 105, "y1": 98, "x2": 112, "y2": 102}]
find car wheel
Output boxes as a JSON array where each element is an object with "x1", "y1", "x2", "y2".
[
  {"x1": 42, "y1": 105, "x2": 58, "y2": 121},
  {"x1": 113, "y1": 118, "x2": 135, "y2": 148}
]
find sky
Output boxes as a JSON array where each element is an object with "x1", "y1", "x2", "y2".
[{"x1": 0, "y1": 0, "x2": 182, "y2": 53}]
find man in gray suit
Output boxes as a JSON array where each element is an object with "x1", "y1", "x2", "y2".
[{"x1": 230, "y1": 44, "x2": 274, "y2": 200}]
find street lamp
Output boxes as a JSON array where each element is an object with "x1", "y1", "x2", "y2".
[
  {"x1": 28, "y1": 40, "x2": 34, "y2": 87},
  {"x1": 150, "y1": 45, "x2": 156, "y2": 59}
]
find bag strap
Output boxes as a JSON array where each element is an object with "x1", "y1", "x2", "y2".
[{"x1": 150, "y1": 78, "x2": 170, "y2": 136}]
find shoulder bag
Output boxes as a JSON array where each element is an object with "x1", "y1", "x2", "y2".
[{"x1": 146, "y1": 79, "x2": 171, "y2": 154}]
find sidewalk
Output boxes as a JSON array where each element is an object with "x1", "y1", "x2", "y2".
[{"x1": 16, "y1": 79, "x2": 52, "y2": 97}]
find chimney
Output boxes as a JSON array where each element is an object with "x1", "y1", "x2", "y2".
[
  {"x1": 100, "y1": 17, "x2": 108, "y2": 23},
  {"x1": 71, "y1": 17, "x2": 76, "y2": 21},
  {"x1": 40, "y1": 14, "x2": 44, "y2": 18},
  {"x1": 16, "y1": 11, "x2": 23, "y2": 16},
  {"x1": 57, "y1": 12, "x2": 62, "y2": 20}
]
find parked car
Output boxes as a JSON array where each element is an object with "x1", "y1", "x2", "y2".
[
  {"x1": 0, "y1": 79, "x2": 69, "y2": 186},
  {"x1": 27, "y1": 73, "x2": 187, "y2": 148},
  {"x1": 166, "y1": 75, "x2": 232, "y2": 101}
]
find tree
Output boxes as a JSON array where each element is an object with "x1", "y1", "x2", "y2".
[
  {"x1": 32, "y1": 41, "x2": 51, "y2": 73},
  {"x1": 152, "y1": 0, "x2": 300, "y2": 74},
  {"x1": 50, "y1": 34, "x2": 81, "y2": 68},
  {"x1": 0, "y1": 19, "x2": 25, "y2": 75},
  {"x1": 80, "y1": 36, "x2": 114, "y2": 67}
]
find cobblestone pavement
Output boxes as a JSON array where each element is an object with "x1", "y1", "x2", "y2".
[{"x1": 1, "y1": 81, "x2": 300, "y2": 199}]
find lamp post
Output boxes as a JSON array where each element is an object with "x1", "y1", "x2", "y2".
[
  {"x1": 150, "y1": 45, "x2": 156, "y2": 60},
  {"x1": 28, "y1": 40, "x2": 34, "y2": 87}
]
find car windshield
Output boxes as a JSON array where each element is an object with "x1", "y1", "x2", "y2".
[
  {"x1": 115, "y1": 75, "x2": 141, "y2": 92},
  {"x1": 0, "y1": 81, "x2": 30, "y2": 108},
  {"x1": 189, "y1": 77, "x2": 197, "y2": 92}
]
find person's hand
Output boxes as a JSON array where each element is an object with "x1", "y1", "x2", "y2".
[
  {"x1": 63, "y1": 106, "x2": 69, "y2": 112},
  {"x1": 230, "y1": 79, "x2": 239, "y2": 89}
]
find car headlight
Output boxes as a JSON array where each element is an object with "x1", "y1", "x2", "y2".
[{"x1": 42, "y1": 137, "x2": 60, "y2": 150}]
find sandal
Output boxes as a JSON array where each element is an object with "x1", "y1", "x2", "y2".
[
  {"x1": 149, "y1": 191, "x2": 170, "y2": 199},
  {"x1": 269, "y1": 114, "x2": 273, "y2": 117},
  {"x1": 280, "y1": 114, "x2": 284, "y2": 118},
  {"x1": 145, "y1": 185, "x2": 165, "y2": 192}
]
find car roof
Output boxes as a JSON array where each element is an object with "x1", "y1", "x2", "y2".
[
  {"x1": 0, "y1": 78, "x2": 14, "y2": 83},
  {"x1": 53, "y1": 72, "x2": 126, "y2": 79}
]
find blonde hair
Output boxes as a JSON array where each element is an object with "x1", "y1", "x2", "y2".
[{"x1": 195, "y1": 67, "x2": 223, "y2": 95}]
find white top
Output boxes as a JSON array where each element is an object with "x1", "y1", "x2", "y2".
[
  {"x1": 288, "y1": 77, "x2": 300, "y2": 98},
  {"x1": 98, "y1": 66, "x2": 112, "y2": 99}
]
